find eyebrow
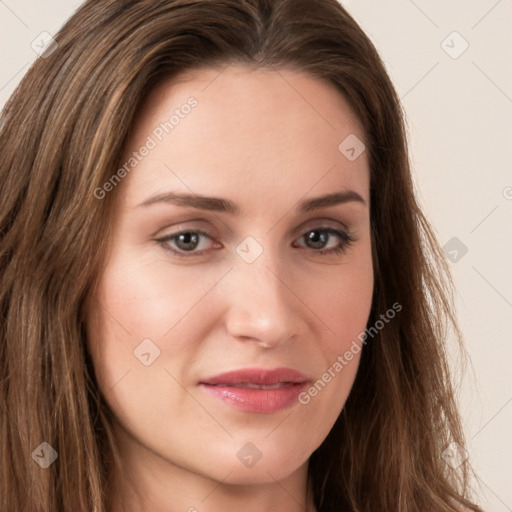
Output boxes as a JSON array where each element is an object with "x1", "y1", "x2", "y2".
[{"x1": 137, "y1": 189, "x2": 366, "y2": 214}]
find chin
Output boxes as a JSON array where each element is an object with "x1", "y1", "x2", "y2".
[{"x1": 197, "y1": 443, "x2": 310, "y2": 485}]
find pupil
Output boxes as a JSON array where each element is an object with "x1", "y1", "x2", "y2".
[
  {"x1": 307, "y1": 230, "x2": 327, "y2": 249},
  {"x1": 177, "y1": 232, "x2": 198, "y2": 250}
]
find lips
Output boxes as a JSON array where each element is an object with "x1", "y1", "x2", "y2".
[{"x1": 199, "y1": 367, "x2": 310, "y2": 414}]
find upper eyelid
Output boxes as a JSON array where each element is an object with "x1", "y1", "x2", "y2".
[{"x1": 157, "y1": 217, "x2": 351, "y2": 238}]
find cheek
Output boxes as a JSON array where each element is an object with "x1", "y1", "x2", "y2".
[
  {"x1": 84, "y1": 257, "x2": 205, "y2": 435},
  {"x1": 291, "y1": 249, "x2": 370, "y2": 357},
  {"x1": 297, "y1": 246, "x2": 373, "y2": 411},
  {"x1": 84, "y1": 258, "x2": 183, "y2": 390},
  {"x1": 88, "y1": 253, "x2": 210, "y2": 345},
  {"x1": 309, "y1": 244, "x2": 374, "y2": 355}
]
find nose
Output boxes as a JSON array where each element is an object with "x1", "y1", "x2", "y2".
[{"x1": 223, "y1": 252, "x2": 305, "y2": 349}]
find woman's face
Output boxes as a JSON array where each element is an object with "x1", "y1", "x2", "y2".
[{"x1": 86, "y1": 63, "x2": 373, "y2": 489}]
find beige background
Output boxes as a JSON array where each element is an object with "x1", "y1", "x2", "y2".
[{"x1": 1, "y1": 1, "x2": 510, "y2": 510}]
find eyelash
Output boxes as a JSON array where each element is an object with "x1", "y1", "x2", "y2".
[{"x1": 156, "y1": 227, "x2": 356, "y2": 259}]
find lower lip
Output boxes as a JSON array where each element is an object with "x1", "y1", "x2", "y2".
[{"x1": 200, "y1": 383, "x2": 308, "y2": 413}]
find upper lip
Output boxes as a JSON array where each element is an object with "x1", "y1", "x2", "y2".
[{"x1": 199, "y1": 367, "x2": 310, "y2": 386}]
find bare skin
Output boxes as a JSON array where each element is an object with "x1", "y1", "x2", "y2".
[{"x1": 85, "y1": 63, "x2": 373, "y2": 512}]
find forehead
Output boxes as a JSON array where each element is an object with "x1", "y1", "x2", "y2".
[{"x1": 118, "y1": 63, "x2": 369, "y2": 209}]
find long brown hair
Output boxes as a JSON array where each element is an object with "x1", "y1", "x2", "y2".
[{"x1": 0, "y1": 1, "x2": 483, "y2": 511}]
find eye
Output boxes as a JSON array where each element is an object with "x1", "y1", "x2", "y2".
[
  {"x1": 157, "y1": 229, "x2": 218, "y2": 257},
  {"x1": 156, "y1": 226, "x2": 356, "y2": 258},
  {"x1": 293, "y1": 227, "x2": 356, "y2": 256}
]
